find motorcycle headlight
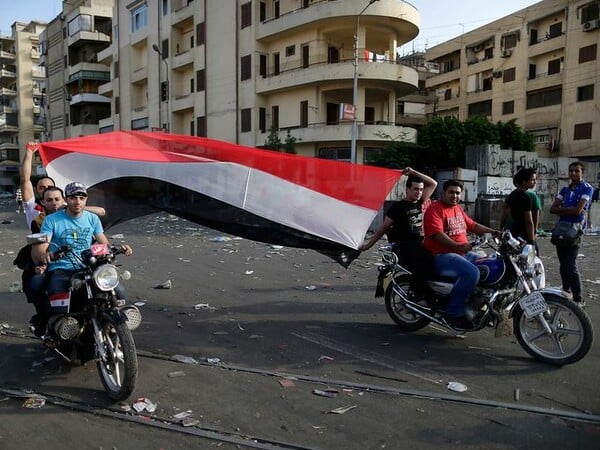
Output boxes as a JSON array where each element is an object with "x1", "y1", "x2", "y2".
[
  {"x1": 520, "y1": 244, "x2": 536, "y2": 267},
  {"x1": 93, "y1": 264, "x2": 120, "y2": 291}
]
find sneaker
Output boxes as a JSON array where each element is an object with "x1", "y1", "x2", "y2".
[
  {"x1": 444, "y1": 315, "x2": 475, "y2": 330},
  {"x1": 574, "y1": 297, "x2": 586, "y2": 307},
  {"x1": 29, "y1": 315, "x2": 45, "y2": 338},
  {"x1": 561, "y1": 290, "x2": 573, "y2": 301}
]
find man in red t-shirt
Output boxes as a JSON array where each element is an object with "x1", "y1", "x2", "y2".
[{"x1": 423, "y1": 180, "x2": 498, "y2": 329}]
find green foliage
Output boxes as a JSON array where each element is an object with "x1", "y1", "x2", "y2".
[
  {"x1": 264, "y1": 125, "x2": 282, "y2": 150},
  {"x1": 367, "y1": 141, "x2": 418, "y2": 169},
  {"x1": 283, "y1": 130, "x2": 297, "y2": 154},
  {"x1": 496, "y1": 119, "x2": 535, "y2": 152}
]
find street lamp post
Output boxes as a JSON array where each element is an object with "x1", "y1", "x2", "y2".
[
  {"x1": 152, "y1": 44, "x2": 170, "y2": 132},
  {"x1": 350, "y1": 0, "x2": 379, "y2": 164}
]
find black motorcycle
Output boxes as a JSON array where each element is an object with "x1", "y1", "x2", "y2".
[
  {"x1": 376, "y1": 232, "x2": 593, "y2": 366},
  {"x1": 28, "y1": 234, "x2": 142, "y2": 401}
]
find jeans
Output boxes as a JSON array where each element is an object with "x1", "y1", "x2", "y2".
[
  {"x1": 433, "y1": 253, "x2": 480, "y2": 317},
  {"x1": 556, "y1": 244, "x2": 581, "y2": 301}
]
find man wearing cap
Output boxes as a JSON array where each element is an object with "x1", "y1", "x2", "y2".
[{"x1": 32, "y1": 182, "x2": 133, "y2": 317}]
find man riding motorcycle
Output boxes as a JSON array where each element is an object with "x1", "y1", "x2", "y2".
[{"x1": 423, "y1": 179, "x2": 500, "y2": 329}]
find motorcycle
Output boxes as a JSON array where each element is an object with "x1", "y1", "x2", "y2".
[
  {"x1": 376, "y1": 232, "x2": 593, "y2": 366},
  {"x1": 28, "y1": 234, "x2": 143, "y2": 401}
]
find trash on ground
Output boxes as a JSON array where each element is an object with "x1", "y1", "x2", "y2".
[
  {"x1": 193, "y1": 303, "x2": 216, "y2": 310},
  {"x1": 326, "y1": 405, "x2": 356, "y2": 414},
  {"x1": 0, "y1": 322, "x2": 11, "y2": 329},
  {"x1": 305, "y1": 285, "x2": 317, "y2": 291},
  {"x1": 172, "y1": 354, "x2": 199, "y2": 364},
  {"x1": 110, "y1": 234, "x2": 125, "y2": 239},
  {"x1": 249, "y1": 334, "x2": 263, "y2": 339},
  {"x1": 133, "y1": 397, "x2": 157, "y2": 413},
  {"x1": 119, "y1": 402, "x2": 131, "y2": 412},
  {"x1": 134, "y1": 301, "x2": 146, "y2": 307},
  {"x1": 181, "y1": 417, "x2": 200, "y2": 427},
  {"x1": 168, "y1": 371, "x2": 186, "y2": 378},
  {"x1": 22, "y1": 397, "x2": 46, "y2": 409},
  {"x1": 313, "y1": 388, "x2": 339, "y2": 398},
  {"x1": 318, "y1": 355, "x2": 334, "y2": 362},
  {"x1": 584, "y1": 279, "x2": 600, "y2": 285},
  {"x1": 172, "y1": 410, "x2": 193, "y2": 420},
  {"x1": 244, "y1": 270, "x2": 254, "y2": 275},
  {"x1": 213, "y1": 331, "x2": 228, "y2": 335},
  {"x1": 210, "y1": 236, "x2": 232, "y2": 242},
  {"x1": 155, "y1": 280, "x2": 172, "y2": 289},
  {"x1": 9, "y1": 281, "x2": 22, "y2": 293},
  {"x1": 278, "y1": 378, "x2": 295, "y2": 388},
  {"x1": 270, "y1": 245, "x2": 284, "y2": 250},
  {"x1": 447, "y1": 381, "x2": 468, "y2": 392},
  {"x1": 176, "y1": 321, "x2": 183, "y2": 328},
  {"x1": 206, "y1": 357, "x2": 221, "y2": 364},
  {"x1": 514, "y1": 388, "x2": 520, "y2": 401}
]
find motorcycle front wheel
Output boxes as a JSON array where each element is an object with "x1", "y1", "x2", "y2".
[
  {"x1": 96, "y1": 319, "x2": 138, "y2": 401},
  {"x1": 385, "y1": 274, "x2": 431, "y2": 331},
  {"x1": 514, "y1": 293, "x2": 593, "y2": 366}
]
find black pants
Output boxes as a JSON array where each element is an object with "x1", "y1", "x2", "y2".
[
  {"x1": 393, "y1": 242, "x2": 434, "y2": 294},
  {"x1": 556, "y1": 243, "x2": 581, "y2": 301}
]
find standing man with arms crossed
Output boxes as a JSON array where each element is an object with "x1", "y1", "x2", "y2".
[
  {"x1": 360, "y1": 167, "x2": 437, "y2": 294},
  {"x1": 423, "y1": 180, "x2": 499, "y2": 329},
  {"x1": 549, "y1": 162, "x2": 593, "y2": 306},
  {"x1": 501, "y1": 168, "x2": 539, "y2": 253}
]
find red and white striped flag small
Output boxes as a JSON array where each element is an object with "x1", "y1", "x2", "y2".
[{"x1": 49, "y1": 292, "x2": 71, "y2": 313}]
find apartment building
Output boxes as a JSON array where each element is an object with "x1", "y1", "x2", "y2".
[
  {"x1": 63, "y1": 0, "x2": 419, "y2": 163},
  {"x1": 40, "y1": 0, "x2": 113, "y2": 142},
  {"x1": 0, "y1": 21, "x2": 46, "y2": 190},
  {"x1": 425, "y1": 0, "x2": 599, "y2": 158}
]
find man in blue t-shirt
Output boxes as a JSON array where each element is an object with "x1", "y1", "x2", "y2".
[
  {"x1": 32, "y1": 182, "x2": 133, "y2": 316},
  {"x1": 549, "y1": 162, "x2": 594, "y2": 305}
]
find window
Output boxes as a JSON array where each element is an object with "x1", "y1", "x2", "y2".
[
  {"x1": 547, "y1": 58, "x2": 561, "y2": 75},
  {"x1": 162, "y1": 0, "x2": 168, "y2": 16},
  {"x1": 548, "y1": 22, "x2": 562, "y2": 38},
  {"x1": 131, "y1": 4, "x2": 148, "y2": 32},
  {"x1": 574, "y1": 123, "x2": 592, "y2": 140},
  {"x1": 468, "y1": 100, "x2": 492, "y2": 117},
  {"x1": 503, "y1": 67, "x2": 516, "y2": 82},
  {"x1": 285, "y1": 45, "x2": 295, "y2": 57},
  {"x1": 196, "y1": 116, "x2": 206, "y2": 137},
  {"x1": 241, "y1": 55, "x2": 251, "y2": 81},
  {"x1": 502, "y1": 100, "x2": 514, "y2": 115},
  {"x1": 580, "y1": 3, "x2": 599, "y2": 23},
  {"x1": 484, "y1": 47, "x2": 493, "y2": 60},
  {"x1": 534, "y1": 134, "x2": 549, "y2": 145},
  {"x1": 259, "y1": 54, "x2": 267, "y2": 77},
  {"x1": 318, "y1": 147, "x2": 351, "y2": 162},
  {"x1": 526, "y1": 87, "x2": 562, "y2": 109},
  {"x1": 161, "y1": 39, "x2": 169, "y2": 59},
  {"x1": 68, "y1": 15, "x2": 92, "y2": 36},
  {"x1": 444, "y1": 89, "x2": 452, "y2": 100},
  {"x1": 502, "y1": 33, "x2": 518, "y2": 49},
  {"x1": 131, "y1": 117, "x2": 149, "y2": 130},
  {"x1": 300, "y1": 101, "x2": 308, "y2": 128},
  {"x1": 241, "y1": 2, "x2": 252, "y2": 28},
  {"x1": 302, "y1": 45, "x2": 309, "y2": 68},
  {"x1": 196, "y1": 22, "x2": 205, "y2": 46},
  {"x1": 271, "y1": 105, "x2": 279, "y2": 130},
  {"x1": 577, "y1": 84, "x2": 594, "y2": 102},
  {"x1": 363, "y1": 147, "x2": 384, "y2": 165},
  {"x1": 241, "y1": 108, "x2": 251, "y2": 132},
  {"x1": 260, "y1": 2, "x2": 266, "y2": 21},
  {"x1": 190, "y1": 78, "x2": 194, "y2": 93},
  {"x1": 196, "y1": 69, "x2": 205, "y2": 92},
  {"x1": 273, "y1": 53, "x2": 280, "y2": 75},
  {"x1": 579, "y1": 44, "x2": 597, "y2": 63},
  {"x1": 259, "y1": 107, "x2": 266, "y2": 132}
]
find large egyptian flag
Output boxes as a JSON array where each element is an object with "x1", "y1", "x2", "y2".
[{"x1": 37, "y1": 131, "x2": 402, "y2": 266}]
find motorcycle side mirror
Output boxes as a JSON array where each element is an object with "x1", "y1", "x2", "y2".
[{"x1": 27, "y1": 233, "x2": 49, "y2": 245}]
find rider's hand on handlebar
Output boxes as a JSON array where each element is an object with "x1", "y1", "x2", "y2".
[
  {"x1": 120, "y1": 244, "x2": 133, "y2": 256},
  {"x1": 455, "y1": 242, "x2": 472, "y2": 253}
]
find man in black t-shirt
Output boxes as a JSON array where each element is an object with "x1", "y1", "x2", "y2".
[
  {"x1": 360, "y1": 168, "x2": 437, "y2": 293},
  {"x1": 502, "y1": 168, "x2": 536, "y2": 246}
]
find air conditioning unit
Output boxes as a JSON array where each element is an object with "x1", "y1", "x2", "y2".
[
  {"x1": 583, "y1": 19, "x2": 600, "y2": 32},
  {"x1": 501, "y1": 49, "x2": 513, "y2": 58},
  {"x1": 493, "y1": 71, "x2": 503, "y2": 78}
]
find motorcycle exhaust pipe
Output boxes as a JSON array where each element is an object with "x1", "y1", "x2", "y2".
[
  {"x1": 120, "y1": 305, "x2": 142, "y2": 331},
  {"x1": 403, "y1": 301, "x2": 446, "y2": 326},
  {"x1": 49, "y1": 315, "x2": 81, "y2": 340}
]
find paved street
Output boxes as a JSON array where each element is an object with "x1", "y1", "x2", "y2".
[{"x1": 0, "y1": 200, "x2": 599, "y2": 449}]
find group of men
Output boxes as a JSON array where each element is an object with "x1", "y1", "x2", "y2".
[
  {"x1": 18, "y1": 142, "x2": 132, "y2": 337},
  {"x1": 362, "y1": 162, "x2": 594, "y2": 329}
]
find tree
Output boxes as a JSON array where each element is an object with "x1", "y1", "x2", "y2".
[
  {"x1": 496, "y1": 119, "x2": 535, "y2": 152},
  {"x1": 282, "y1": 130, "x2": 297, "y2": 154},
  {"x1": 264, "y1": 125, "x2": 282, "y2": 150}
]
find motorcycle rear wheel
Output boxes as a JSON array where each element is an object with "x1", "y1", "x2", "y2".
[
  {"x1": 514, "y1": 293, "x2": 593, "y2": 366},
  {"x1": 385, "y1": 274, "x2": 431, "y2": 331},
  {"x1": 96, "y1": 319, "x2": 138, "y2": 401}
]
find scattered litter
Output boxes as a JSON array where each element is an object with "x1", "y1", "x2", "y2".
[
  {"x1": 1, "y1": 219, "x2": 13, "y2": 224},
  {"x1": 318, "y1": 355, "x2": 334, "y2": 362},
  {"x1": 278, "y1": 378, "x2": 295, "y2": 388},
  {"x1": 0, "y1": 322, "x2": 11, "y2": 329},
  {"x1": 22, "y1": 397, "x2": 46, "y2": 409},
  {"x1": 193, "y1": 303, "x2": 215, "y2": 310},
  {"x1": 584, "y1": 279, "x2": 600, "y2": 285},
  {"x1": 176, "y1": 321, "x2": 183, "y2": 328},
  {"x1": 134, "y1": 301, "x2": 146, "y2": 307},
  {"x1": 172, "y1": 354, "x2": 199, "y2": 364},
  {"x1": 172, "y1": 410, "x2": 192, "y2": 420},
  {"x1": 119, "y1": 402, "x2": 132, "y2": 412},
  {"x1": 249, "y1": 334, "x2": 263, "y2": 339},
  {"x1": 110, "y1": 234, "x2": 125, "y2": 239},
  {"x1": 168, "y1": 371, "x2": 186, "y2": 378},
  {"x1": 313, "y1": 389, "x2": 339, "y2": 398},
  {"x1": 9, "y1": 281, "x2": 22, "y2": 293},
  {"x1": 326, "y1": 405, "x2": 356, "y2": 414},
  {"x1": 447, "y1": 381, "x2": 468, "y2": 393},
  {"x1": 213, "y1": 331, "x2": 229, "y2": 335},
  {"x1": 270, "y1": 245, "x2": 284, "y2": 250},
  {"x1": 181, "y1": 417, "x2": 200, "y2": 427},
  {"x1": 210, "y1": 236, "x2": 232, "y2": 242},
  {"x1": 155, "y1": 280, "x2": 172, "y2": 289},
  {"x1": 206, "y1": 357, "x2": 221, "y2": 364},
  {"x1": 305, "y1": 285, "x2": 317, "y2": 291},
  {"x1": 244, "y1": 270, "x2": 254, "y2": 275},
  {"x1": 133, "y1": 398, "x2": 157, "y2": 413},
  {"x1": 514, "y1": 388, "x2": 520, "y2": 401},
  {"x1": 237, "y1": 323, "x2": 244, "y2": 331}
]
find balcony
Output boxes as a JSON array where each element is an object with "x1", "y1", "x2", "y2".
[
  {"x1": 0, "y1": 87, "x2": 17, "y2": 96},
  {"x1": 98, "y1": 116, "x2": 114, "y2": 131},
  {"x1": 277, "y1": 122, "x2": 417, "y2": 144},
  {"x1": 426, "y1": 67, "x2": 460, "y2": 87},
  {"x1": 69, "y1": 93, "x2": 111, "y2": 106},
  {"x1": 172, "y1": 93, "x2": 194, "y2": 112},
  {"x1": 257, "y1": 60, "x2": 417, "y2": 95},
  {"x1": 98, "y1": 80, "x2": 113, "y2": 96},
  {"x1": 32, "y1": 67, "x2": 46, "y2": 79},
  {"x1": 33, "y1": 104, "x2": 41, "y2": 114},
  {"x1": 0, "y1": 123, "x2": 18, "y2": 133},
  {"x1": 0, "y1": 106, "x2": 15, "y2": 114},
  {"x1": 172, "y1": 49, "x2": 193, "y2": 70},
  {"x1": 528, "y1": 33, "x2": 565, "y2": 58},
  {"x1": 97, "y1": 46, "x2": 113, "y2": 64},
  {"x1": 31, "y1": 49, "x2": 40, "y2": 60},
  {"x1": 67, "y1": 29, "x2": 110, "y2": 49},
  {"x1": 0, "y1": 68, "x2": 16, "y2": 80},
  {"x1": 0, "y1": 141, "x2": 18, "y2": 150},
  {"x1": 68, "y1": 62, "x2": 110, "y2": 80},
  {"x1": 527, "y1": 71, "x2": 563, "y2": 91},
  {"x1": 258, "y1": 0, "x2": 419, "y2": 44},
  {"x1": 132, "y1": 105, "x2": 148, "y2": 120},
  {"x1": 70, "y1": 123, "x2": 99, "y2": 136},
  {"x1": 172, "y1": 0, "x2": 193, "y2": 25},
  {"x1": 0, "y1": 50, "x2": 15, "y2": 61},
  {"x1": 131, "y1": 65, "x2": 148, "y2": 84}
]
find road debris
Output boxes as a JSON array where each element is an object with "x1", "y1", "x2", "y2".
[
  {"x1": 22, "y1": 396, "x2": 46, "y2": 409},
  {"x1": 447, "y1": 381, "x2": 468, "y2": 392},
  {"x1": 133, "y1": 397, "x2": 157, "y2": 413},
  {"x1": 305, "y1": 285, "x2": 317, "y2": 291},
  {"x1": 278, "y1": 378, "x2": 295, "y2": 388},
  {"x1": 155, "y1": 279, "x2": 172, "y2": 289},
  {"x1": 325, "y1": 405, "x2": 356, "y2": 414},
  {"x1": 313, "y1": 389, "x2": 339, "y2": 398},
  {"x1": 168, "y1": 371, "x2": 186, "y2": 378},
  {"x1": 171, "y1": 354, "x2": 199, "y2": 364}
]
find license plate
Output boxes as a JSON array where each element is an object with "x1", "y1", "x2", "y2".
[{"x1": 519, "y1": 291, "x2": 548, "y2": 318}]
